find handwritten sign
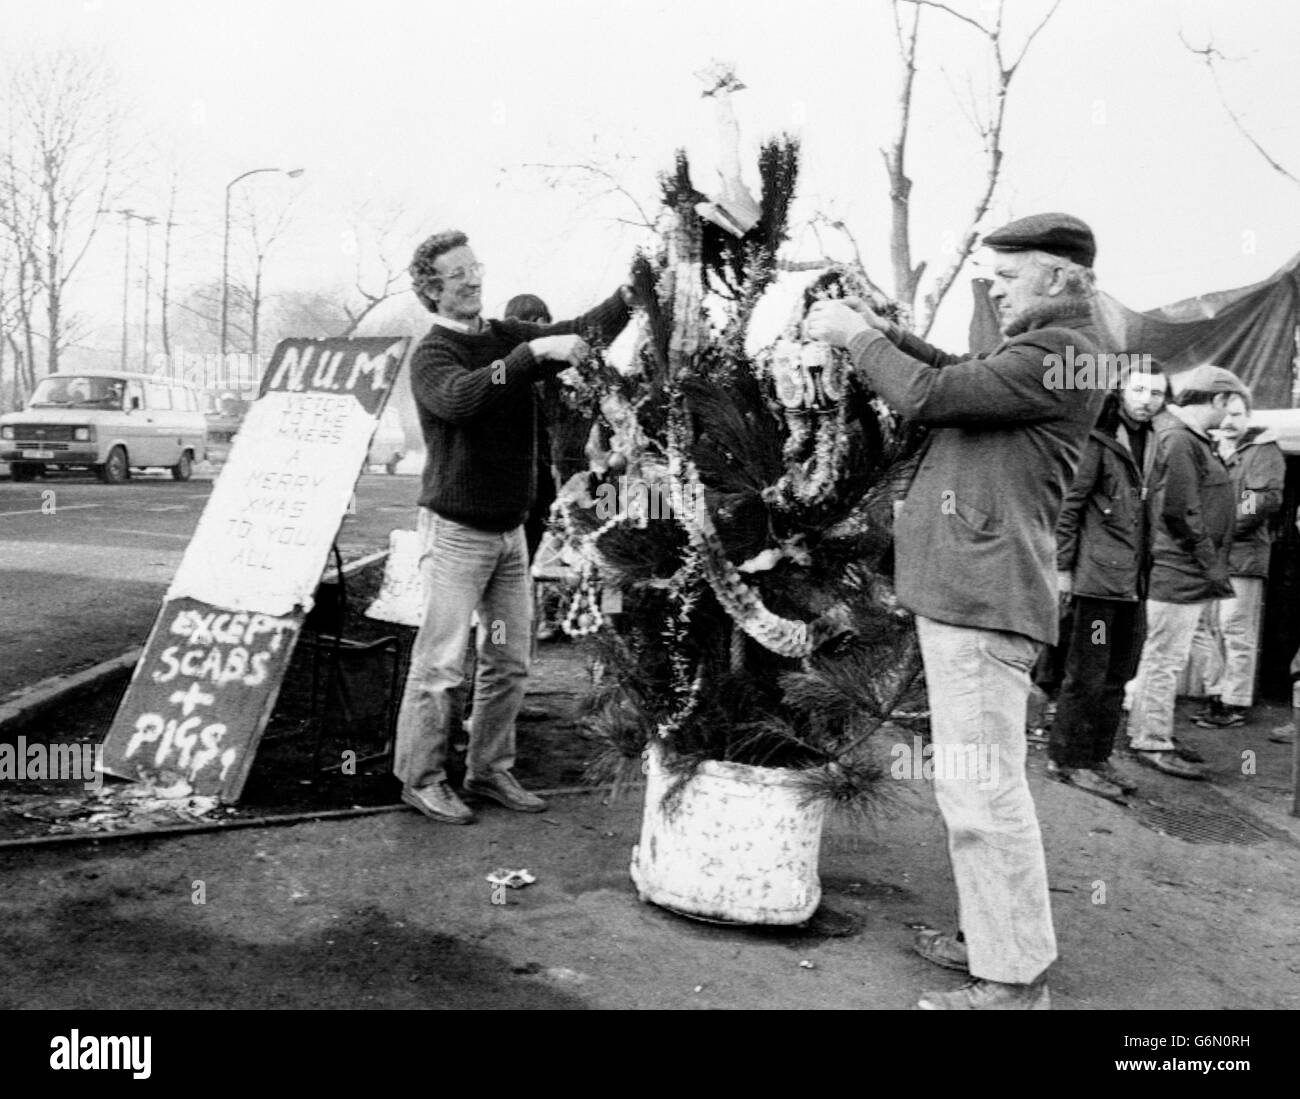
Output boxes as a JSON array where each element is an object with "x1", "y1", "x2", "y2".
[
  {"x1": 99, "y1": 598, "x2": 299, "y2": 799},
  {"x1": 101, "y1": 336, "x2": 411, "y2": 800},
  {"x1": 168, "y1": 337, "x2": 410, "y2": 616}
]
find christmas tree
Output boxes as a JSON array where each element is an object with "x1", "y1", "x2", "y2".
[{"x1": 549, "y1": 126, "x2": 930, "y2": 809}]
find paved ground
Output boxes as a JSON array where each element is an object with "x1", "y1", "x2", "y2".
[
  {"x1": 0, "y1": 463, "x2": 1297, "y2": 1038},
  {"x1": 0, "y1": 467, "x2": 419, "y2": 697},
  {"x1": 0, "y1": 713, "x2": 1296, "y2": 1017}
]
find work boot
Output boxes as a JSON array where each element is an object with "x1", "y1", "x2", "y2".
[
  {"x1": 1193, "y1": 699, "x2": 1247, "y2": 728},
  {"x1": 464, "y1": 770, "x2": 549, "y2": 812},
  {"x1": 1067, "y1": 767, "x2": 1126, "y2": 802},
  {"x1": 402, "y1": 781, "x2": 476, "y2": 825},
  {"x1": 913, "y1": 929, "x2": 969, "y2": 973},
  {"x1": 1134, "y1": 749, "x2": 1204, "y2": 780},
  {"x1": 916, "y1": 976, "x2": 1050, "y2": 1010},
  {"x1": 1093, "y1": 759, "x2": 1137, "y2": 795}
]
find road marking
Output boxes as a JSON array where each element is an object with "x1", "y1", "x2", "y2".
[
  {"x1": 0, "y1": 503, "x2": 103, "y2": 517},
  {"x1": 102, "y1": 528, "x2": 193, "y2": 540}
]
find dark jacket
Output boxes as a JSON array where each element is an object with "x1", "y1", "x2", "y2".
[
  {"x1": 1223, "y1": 426, "x2": 1285, "y2": 578},
  {"x1": 1056, "y1": 407, "x2": 1164, "y2": 601},
  {"x1": 409, "y1": 291, "x2": 629, "y2": 531},
  {"x1": 847, "y1": 305, "x2": 1104, "y2": 646},
  {"x1": 1148, "y1": 407, "x2": 1235, "y2": 602}
]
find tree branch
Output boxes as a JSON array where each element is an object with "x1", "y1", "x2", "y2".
[
  {"x1": 1180, "y1": 30, "x2": 1300, "y2": 189},
  {"x1": 900, "y1": 0, "x2": 992, "y2": 38}
]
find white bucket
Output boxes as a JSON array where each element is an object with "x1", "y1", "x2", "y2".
[{"x1": 629, "y1": 742, "x2": 828, "y2": 925}]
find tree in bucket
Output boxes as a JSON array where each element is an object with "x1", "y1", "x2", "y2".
[{"x1": 547, "y1": 112, "x2": 928, "y2": 925}]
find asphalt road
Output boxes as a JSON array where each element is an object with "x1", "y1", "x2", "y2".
[{"x1": 0, "y1": 465, "x2": 423, "y2": 697}]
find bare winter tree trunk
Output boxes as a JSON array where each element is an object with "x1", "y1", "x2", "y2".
[
  {"x1": 885, "y1": 0, "x2": 1062, "y2": 335},
  {"x1": 884, "y1": 1, "x2": 926, "y2": 317},
  {"x1": 251, "y1": 257, "x2": 263, "y2": 362},
  {"x1": 158, "y1": 167, "x2": 183, "y2": 360}
]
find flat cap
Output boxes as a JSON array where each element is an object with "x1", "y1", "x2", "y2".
[
  {"x1": 983, "y1": 212, "x2": 1096, "y2": 268},
  {"x1": 1171, "y1": 363, "x2": 1250, "y2": 398}
]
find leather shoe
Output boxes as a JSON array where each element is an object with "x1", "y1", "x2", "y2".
[
  {"x1": 1066, "y1": 767, "x2": 1126, "y2": 802},
  {"x1": 464, "y1": 771, "x2": 548, "y2": 812},
  {"x1": 1093, "y1": 759, "x2": 1137, "y2": 795},
  {"x1": 402, "y1": 781, "x2": 476, "y2": 825},
  {"x1": 1134, "y1": 750, "x2": 1204, "y2": 780},
  {"x1": 916, "y1": 977, "x2": 1050, "y2": 1010},
  {"x1": 1171, "y1": 738, "x2": 1205, "y2": 764},
  {"x1": 913, "y1": 929, "x2": 969, "y2": 973}
]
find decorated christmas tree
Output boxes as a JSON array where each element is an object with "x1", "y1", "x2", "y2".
[{"x1": 548, "y1": 86, "x2": 930, "y2": 808}]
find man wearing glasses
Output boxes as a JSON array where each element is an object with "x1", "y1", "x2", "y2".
[{"x1": 395, "y1": 230, "x2": 634, "y2": 824}]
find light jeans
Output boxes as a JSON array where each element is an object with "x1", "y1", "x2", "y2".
[
  {"x1": 393, "y1": 510, "x2": 532, "y2": 789},
  {"x1": 915, "y1": 615, "x2": 1056, "y2": 985},
  {"x1": 1126, "y1": 600, "x2": 1207, "y2": 751},
  {"x1": 1210, "y1": 576, "x2": 1265, "y2": 708}
]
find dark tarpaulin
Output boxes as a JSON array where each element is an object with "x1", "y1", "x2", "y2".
[{"x1": 969, "y1": 252, "x2": 1300, "y2": 410}]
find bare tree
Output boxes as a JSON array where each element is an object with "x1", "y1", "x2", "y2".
[
  {"x1": 0, "y1": 48, "x2": 122, "y2": 374},
  {"x1": 228, "y1": 188, "x2": 297, "y2": 359},
  {"x1": 880, "y1": 0, "x2": 1062, "y2": 335},
  {"x1": 0, "y1": 145, "x2": 43, "y2": 401},
  {"x1": 160, "y1": 168, "x2": 181, "y2": 358},
  {"x1": 515, "y1": 157, "x2": 657, "y2": 232},
  {"x1": 1179, "y1": 31, "x2": 1299, "y2": 191},
  {"x1": 334, "y1": 198, "x2": 420, "y2": 336}
]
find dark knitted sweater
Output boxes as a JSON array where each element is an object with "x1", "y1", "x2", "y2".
[{"x1": 411, "y1": 289, "x2": 630, "y2": 531}]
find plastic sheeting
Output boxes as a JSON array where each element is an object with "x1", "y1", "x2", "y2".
[{"x1": 969, "y1": 251, "x2": 1300, "y2": 410}]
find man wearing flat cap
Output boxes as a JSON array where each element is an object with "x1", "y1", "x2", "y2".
[
  {"x1": 806, "y1": 212, "x2": 1105, "y2": 1010},
  {"x1": 1124, "y1": 364, "x2": 1249, "y2": 778}
]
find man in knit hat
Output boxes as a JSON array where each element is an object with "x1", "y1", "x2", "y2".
[
  {"x1": 807, "y1": 212, "x2": 1104, "y2": 1010},
  {"x1": 394, "y1": 230, "x2": 634, "y2": 825}
]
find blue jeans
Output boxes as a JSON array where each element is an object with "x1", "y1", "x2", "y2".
[
  {"x1": 916, "y1": 615, "x2": 1057, "y2": 984},
  {"x1": 393, "y1": 510, "x2": 532, "y2": 789}
]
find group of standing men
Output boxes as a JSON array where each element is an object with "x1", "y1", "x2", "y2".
[
  {"x1": 393, "y1": 212, "x2": 1289, "y2": 1011},
  {"x1": 1046, "y1": 359, "x2": 1286, "y2": 794}
]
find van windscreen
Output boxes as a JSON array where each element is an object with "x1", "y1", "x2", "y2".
[{"x1": 28, "y1": 376, "x2": 125, "y2": 410}]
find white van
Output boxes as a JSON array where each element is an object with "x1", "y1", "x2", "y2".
[{"x1": 0, "y1": 371, "x2": 207, "y2": 483}]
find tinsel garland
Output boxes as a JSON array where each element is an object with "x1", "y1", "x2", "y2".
[
  {"x1": 657, "y1": 550, "x2": 705, "y2": 741},
  {"x1": 666, "y1": 410, "x2": 813, "y2": 659}
]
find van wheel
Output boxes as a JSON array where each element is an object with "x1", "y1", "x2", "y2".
[
  {"x1": 171, "y1": 450, "x2": 193, "y2": 482},
  {"x1": 97, "y1": 446, "x2": 129, "y2": 484},
  {"x1": 9, "y1": 461, "x2": 41, "y2": 482}
]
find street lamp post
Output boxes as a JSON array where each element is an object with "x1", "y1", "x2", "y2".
[
  {"x1": 220, "y1": 167, "x2": 305, "y2": 359},
  {"x1": 118, "y1": 209, "x2": 133, "y2": 371},
  {"x1": 105, "y1": 208, "x2": 158, "y2": 371},
  {"x1": 140, "y1": 215, "x2": 158, "y2": 373}
]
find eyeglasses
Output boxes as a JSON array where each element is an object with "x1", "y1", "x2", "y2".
[{"x1": 438, "y1": 262, "x2": 485, "y2": 283}]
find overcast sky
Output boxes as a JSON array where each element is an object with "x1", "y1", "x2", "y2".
[{"x1": 7, "y1": 0, "x2": 1300, "y2": 355}]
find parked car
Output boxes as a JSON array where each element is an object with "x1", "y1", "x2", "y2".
[
  {"x1": 366, "y1": 406, "x2": 406, "y2": 474},
  {"x1": 203, "y1": 394, "x2": 251, "y2": 466},
  {"x1": 0, "y1": 371, "x2": 207, "y2": 483}
]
